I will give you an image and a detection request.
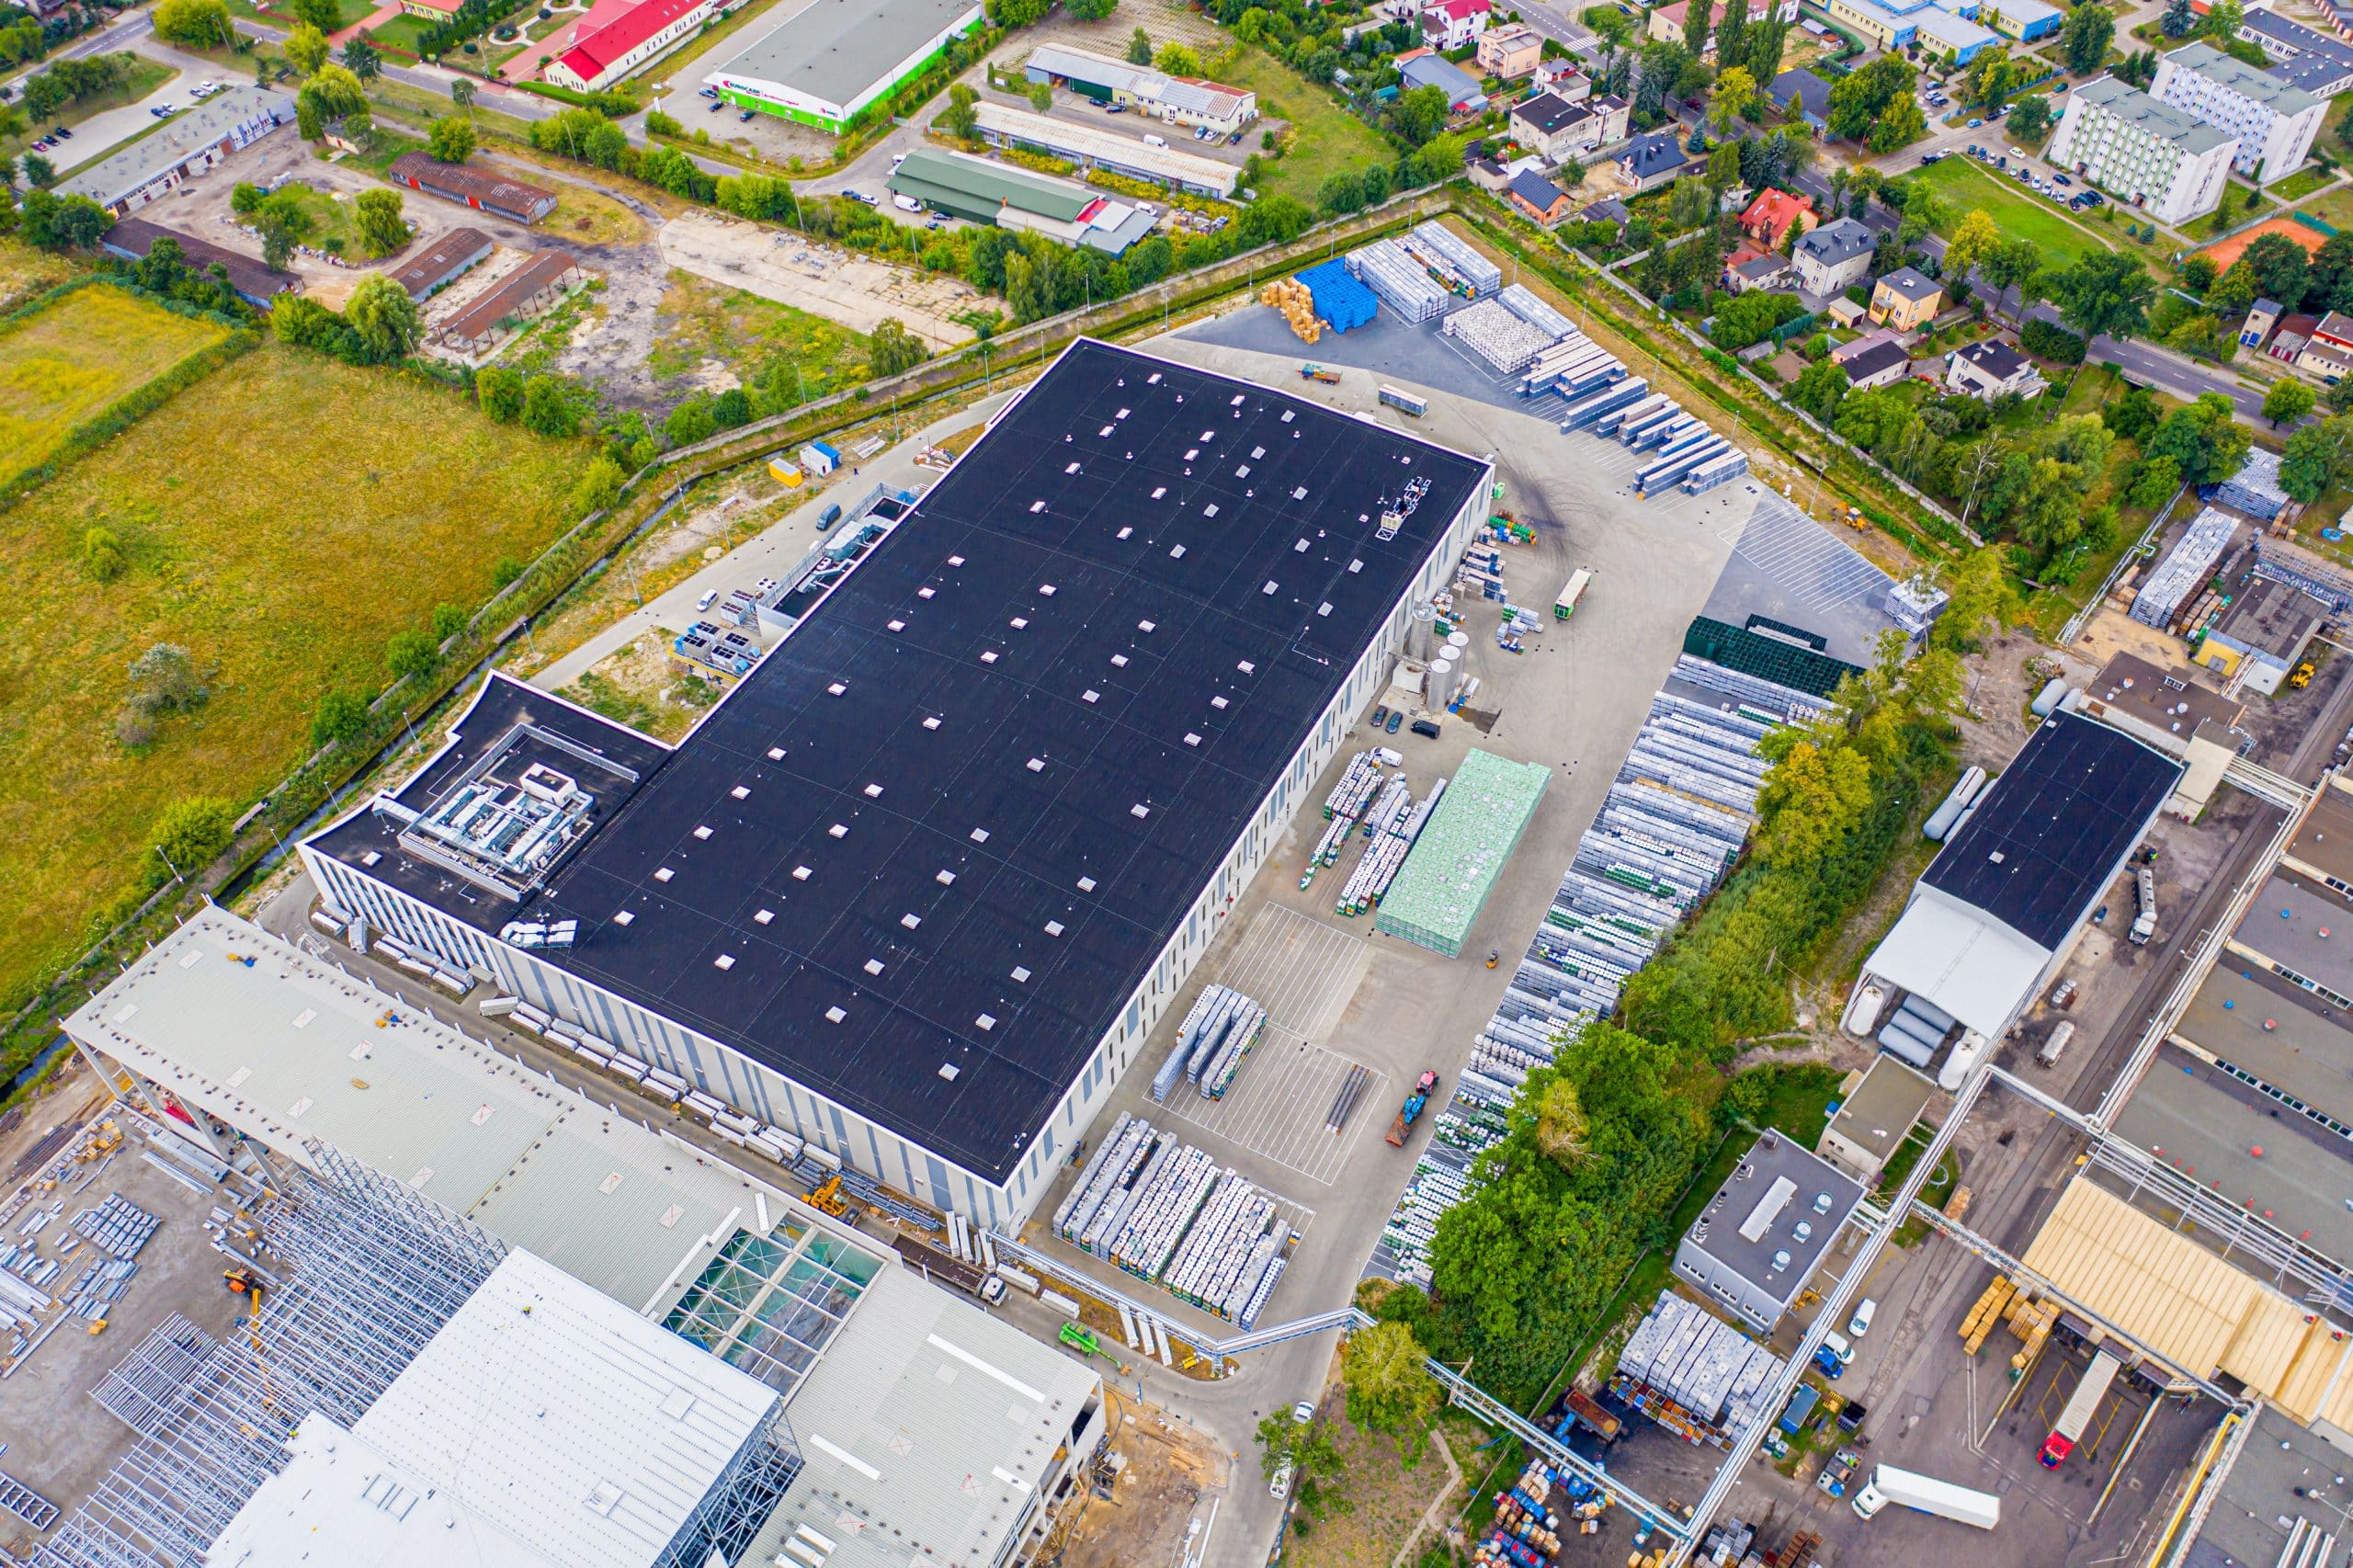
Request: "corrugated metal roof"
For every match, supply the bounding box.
[65,908,800,1311]
[746,1266,1099,1568]
[354,1251,779,1568]
[890,147,1094,222]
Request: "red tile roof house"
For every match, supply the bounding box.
[1738,187,1817,251]
[1419,0,1492,51]
[545,0,726,92]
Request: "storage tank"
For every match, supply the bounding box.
[1842,982,1887,1038]
[1427,657,1459,710]
[1409,603,1437,663]
[2029,677,2069,717]
[1447,630,1469,653]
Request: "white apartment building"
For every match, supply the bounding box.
[2046,76,2238,227]
[2150,41,2325,185]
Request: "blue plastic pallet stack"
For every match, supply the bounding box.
[1295,258,1378,333]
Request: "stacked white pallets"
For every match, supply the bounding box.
[1347,239,1447,322]
[2131,506,2239,628]
[1408,221,1503,294]
[1499,282,1574,338]
[1444,297,1557,374]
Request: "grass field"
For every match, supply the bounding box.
[2275,167,2336,203]
[1,58,175,164]
[1915,156,2131,271]
[1222,49,1396,205]
[0,343,583,1008]
[544,184,646,247]
[0,285,233,489]
[0,239,81,313]
[649,269,875,390]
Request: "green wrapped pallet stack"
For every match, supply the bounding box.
[1375,748,1550,957]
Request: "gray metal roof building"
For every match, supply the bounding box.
[58,85,291,217]
[1673,1132,1864,1333]
[705,0,983,132]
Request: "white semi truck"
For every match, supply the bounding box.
[1851,1464,2001,1530]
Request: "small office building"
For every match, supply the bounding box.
[887,148,1158,254]
[1673,1132,1865,1333]
[1816,1058,1936,1186]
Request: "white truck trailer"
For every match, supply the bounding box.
[1851,1464,2000,1529]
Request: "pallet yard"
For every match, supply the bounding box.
[1375,748,1551,958]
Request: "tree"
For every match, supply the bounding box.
[253,190,311,268]
[1341,1323,1441,1461]
[289,0,341,30]
[1682,0,1713,57]
[2061,2,2114,74]
[1256,1414,1347,1517]
[285,21,330,77]
[2239,229,2311,311]
[1238,191,1313,244]
[313,687,370,748]
[1154,41,1201,74]
[1929,548,2019,653]
[384,627,438,680]
[352,187,407,256]
[153,0,233,48]
[1319,169,1363,214]
[19,152,53,189]
[1711,65,1758,132]
[345,273,422,358]
[2049,248,2154,343]
[1825,55,1914,142]
[2281,415,2353,502]
[1003,252,1053,323]
[452,78,476,112]
[1126,25,1153,63]
[2127,452,2180,508]
[2161,0,2193,35]
[986,0,1048,23]
[83,526,127,582]
[345,37,381,81]
[1746,16,1788,83]
[1944,208,2000,288]
[1065,0,1116,18]
[938,81,978,140]
[1392,83,1449,143]
[427,114,476,162]
[2204,0,2243,40]
[870,316,928,376]
[150,797,237,877]
[127,644,207,721]
[1754,735,1876,867]
[1870,93,1927,153]
[19,190,108,250]
[2267,378,2317,428]
[1979,234,2042,320]
[2180,255,2218,294]
[2149,392,2253,485]
[2007,94,2052,141]
[522,375,579,437]
[1790,356,1848,420]
[1027,78,1053,112]
[1706,138,1742,192]
[1586,5,1632,48]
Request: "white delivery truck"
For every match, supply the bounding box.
[1851,1464,2000,1530]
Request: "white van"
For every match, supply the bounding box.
[892,193,922,212]
[696,588,717,612]
[1143,132,1167,147]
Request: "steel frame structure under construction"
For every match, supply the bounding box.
[33,1143,507,1568]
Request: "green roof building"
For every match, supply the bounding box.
[888,148,1161,254]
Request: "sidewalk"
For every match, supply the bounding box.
[524,390,1013,693]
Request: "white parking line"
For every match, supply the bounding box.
[1165,1028,1383,1187]
[1218,903,1370,1040]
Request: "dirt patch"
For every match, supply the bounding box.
[555,630,722,743]
[1051,1390,1230,1568]
[659,210,993,348]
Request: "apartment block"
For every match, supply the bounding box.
[2150,41,2324,184]
[2045,76,2237,227]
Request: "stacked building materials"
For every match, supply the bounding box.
[1188,986,1269,1099]
[72,1197,159,1261]
[2131,506,2239,628]
[1407,220,1503,296]
[1519,335,1623,399]
[1336,775,1444,916]
[1498,282,1574,339]
[1295,257,1378,333]
[1444,297,1558,373]
[1259,277,1321,343]
[1376,749,1551,957]
[1347,239,1448,322]
[1051,1112,1294,1321]
[1609,1290,1787,1444]
[1557,376,1649,428]
[1324,749,1388,821]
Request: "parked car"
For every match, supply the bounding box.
[1821,1330,1856,1365]
[1370,704,1391,727]
[1104,101,1126,112]
[709,99,725,112]
[845,188,877,205]
[1410,718,1441,738]
[2053,172,2072,185]
[1967,117,1983,128]
[1921,150,1944,164]
[697,589,717,611]
[892,193,922,211]
[699,85,719,97]
[1849,1298,1878,1338]
[1291,1401,1315,1424]
[1385,710,1404,733]
[739,108,755,120]
[51,123,69,137]
[1269,1460,1293,1500]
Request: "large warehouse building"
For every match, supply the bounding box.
[1855,712,2181,1079]
[704,0,981,132]
[300,338,1494,1228]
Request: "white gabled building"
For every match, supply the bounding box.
[2045,75,2238,226]
[2150,41,2325,185]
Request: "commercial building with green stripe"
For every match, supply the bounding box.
[704,0,981,133]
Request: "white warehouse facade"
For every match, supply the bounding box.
[303,338,1493,1231]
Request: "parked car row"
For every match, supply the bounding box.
[28,123,71,152]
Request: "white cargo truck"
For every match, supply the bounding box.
[2131,866,2157,946]
[1851,1464,2000,1529]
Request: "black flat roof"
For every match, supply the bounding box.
[1922,711,2181,951]
[315,339,1485,1181]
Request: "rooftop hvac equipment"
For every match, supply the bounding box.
[2131,506,2238,628]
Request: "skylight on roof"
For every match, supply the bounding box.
[1184,733,1200,746]
[918,586,936,599]
[1028,756,1046,772]
[713,954,735,971]
[1012,966,1030,983]
[971,827,989,843]
[975,1014,996,1030]
[1139,619,1155,632]
[829,823,848,838]
[982,650,999,664]
[1029,500,1047,514]
[615,910,635,926]
[1169,544,1185,559]
[1039,584,1056,596]
[694,825,712,839]
[938,1062,960,1079]
[1011,617,1029,630]
[826,1006,847,1024]
[1111,653,1129,667]
[826,682,847,697]
[731,785,750,799]
[888,619,905,632]
[948,554,965,566]
[1064,461,1081,474]
[767,746,785,760]
[1077,876,1097,892]
[1045,920,1064,937]
[936,869,956,885]
[923,715,941,730]
[1237,660,1256,675]
[901,913,922,930]
[1131,803,1150,819]
[1116,526,1132,540]
[865,959,885,975]
[654,867,675,881]
[755,908,775,923]
[1151,485,1166,500]
[1212,695,1230,710]
[792,866,812,881]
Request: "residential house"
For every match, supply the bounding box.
[1617,131,1690,192]
[1841,337,1912,390]
[1769,67,1832,132]
[1824,295,1869,327]
[2271,312,2320,362]
[1831,326,1905,364]
[1419,0,1491,50]
[1477,21,1542,77]
[1397,50,1489,114]
[2239,10,2353,97]
[1725,250,1792,292]
[397,0,461,17]
[1790,215,1875,296]
[2044,77,2237,226]
[2239,296,2283,357]
[1579,197,1631,234]
[388,153,558,223]
[1737,187,1816,250]
[2296,309,2353,381]
[1510,90,1626,158]
[2150,41,2325,184]
[1506,169,1574,224]
[1870,266,1943,330]
[545,0,726,92]
[1945,336,2047,398]
[1470,156,1513,191]
[1534,60,1589,97]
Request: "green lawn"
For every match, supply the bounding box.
[2296,185,2353,232]
[1915,155,2131,271]
[642,269,874,394]
[2274,166,2335,203]
[367,12,439,53]
[0,283,232,490]
[227,0,379,24]
[0,341,585,1012]
[1222,48,1397,204]
[267,180,361,254]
